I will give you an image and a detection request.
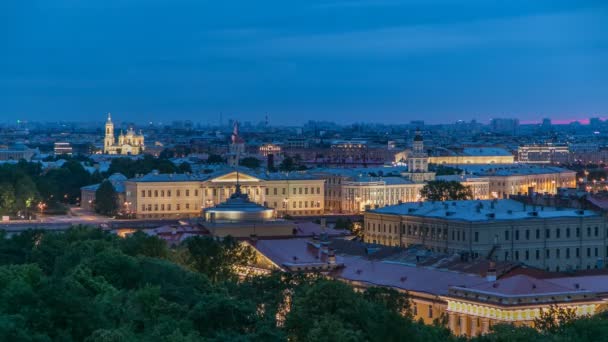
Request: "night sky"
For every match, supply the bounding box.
[1,0,607,125]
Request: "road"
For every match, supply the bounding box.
[0,208,182,232]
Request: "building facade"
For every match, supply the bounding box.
[517,144,570,164]
[403,129,436,182]
[455,165,577,199]
[122,169,324,218]
[103,113,145,155]
[364,199,606,272]
[247,237,608,338]
[313,168,425,214]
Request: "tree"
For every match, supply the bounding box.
[0,183,16,216]
[533,305,577,334]
[95,180,118,216]
[420,180,473,201]
[430,165,463,176]
[14,175,39,217]
[182,236,255,282]
[239,157,261,169]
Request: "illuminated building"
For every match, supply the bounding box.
[246,237,608,337]
[103,113,145,155]
[53,142,73,156]
[403,129,435,182]
[121,168,324,218]
[364,199,605,272]
[202,179,295,238]
[455,164,576,198]
[312,167,424,214]
[259,143,282,157]
[428,147,515,165]
[517,144,569,164]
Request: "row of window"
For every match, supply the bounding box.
[142,187,322,198]
[501,226,600,242]
[265,187,321,196]
[141,203,192,212]
[365,222,603,244]
[504,246,606,261]
[412,303,434,319]
[141,189,195,198]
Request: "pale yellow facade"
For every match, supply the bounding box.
[429,155,514,164]
[364,206,607,272]
[124,171,324,218]
[488,171,576,198]
[317,172,425,214]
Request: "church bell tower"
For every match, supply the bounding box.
[104,113,114,153]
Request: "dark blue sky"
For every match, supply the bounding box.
[1,0,607,125]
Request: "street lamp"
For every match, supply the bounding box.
[37,202,47,220]
[124,201,132,218]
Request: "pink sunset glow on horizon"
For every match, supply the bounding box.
[520,117,607,125]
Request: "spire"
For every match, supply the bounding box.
[107,113,112,122]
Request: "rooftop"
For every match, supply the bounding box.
[455,164,575,177]
[462,147,512,156]
[369,199,599,221]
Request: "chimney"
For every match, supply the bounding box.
[486,261,497,282]
[327,249,336,265]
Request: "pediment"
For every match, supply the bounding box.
[210,171,261,183]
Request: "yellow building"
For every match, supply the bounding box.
[123,169,324,218]
[313,168,424,214]
[429,147,514,165]
[364,199,606,272]
[454,165,576,198]
[103,113,145,155]
[246,237,608,338]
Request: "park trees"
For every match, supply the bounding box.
[420,180,473,201]
[94,180,118,216]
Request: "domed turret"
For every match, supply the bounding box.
[203,172,274,222]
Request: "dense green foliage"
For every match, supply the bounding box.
[0,160,102,216]
[420,180,474,201]
[1,227,608,341]
[107,155,185,178]
[0,228,449,341]
[429,164,463,176]
[473,311,608,342]
[94,180,119,216]
[278,156,307,172]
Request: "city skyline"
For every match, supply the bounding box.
[1,0,606,124]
